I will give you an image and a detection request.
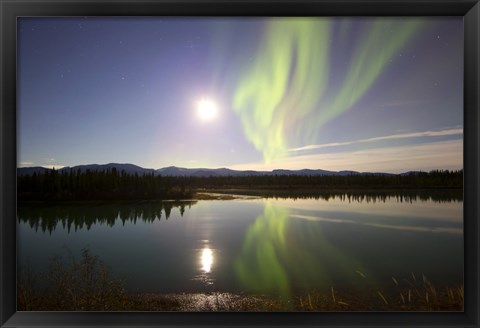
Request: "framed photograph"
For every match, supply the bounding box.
[1,0,479,327]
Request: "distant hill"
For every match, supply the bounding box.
[16,166,50,176]
[156,166,266,177]
[17,163,411,177]
[59,163,155,175]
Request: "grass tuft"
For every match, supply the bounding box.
[392,277,399,286]
[377,291,388,305]
[331,287,336,303]
[355,270,366,278]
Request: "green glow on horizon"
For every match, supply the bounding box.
[233,18,423,163]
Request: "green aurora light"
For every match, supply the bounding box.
[232,18,424,163]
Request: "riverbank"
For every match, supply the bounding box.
[17,245,463,311]
[127,284,464,311]
[18,248,463,312]
[196,187,463,200]
[18,288,464,311]
[18,187,463,204]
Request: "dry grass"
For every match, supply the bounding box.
[18,248,130,311]
[18,252,463,311]
[294,274,463,312]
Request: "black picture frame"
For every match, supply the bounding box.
[1,0,479,327]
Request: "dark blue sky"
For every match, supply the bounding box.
[18,17,463,173]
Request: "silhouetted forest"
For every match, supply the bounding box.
[17,168,463,202]
[18,168,193,201]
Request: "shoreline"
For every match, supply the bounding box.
[18,187,463,205]
[18,287,464,311]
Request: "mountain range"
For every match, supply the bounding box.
[17,163,400,177]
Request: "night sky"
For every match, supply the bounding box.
[18,17,463,173]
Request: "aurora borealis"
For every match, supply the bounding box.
[233,19,331,162]
[18,17,463,173]
[233,18,430,163]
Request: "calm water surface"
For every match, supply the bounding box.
[18,194,463,297]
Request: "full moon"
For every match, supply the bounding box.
[197,98,217,121]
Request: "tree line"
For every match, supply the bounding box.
[17,168,193,201]
[17,168,463,202]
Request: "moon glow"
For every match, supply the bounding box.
[197,98,218,121]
